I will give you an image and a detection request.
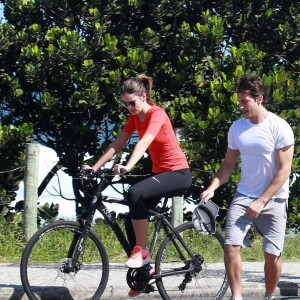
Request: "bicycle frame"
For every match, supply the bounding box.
[21,170,229,300]
[69,173,198,275]
[148,206,202,280]
[65,174,133,268]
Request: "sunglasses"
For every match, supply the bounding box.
[121,98,138,108]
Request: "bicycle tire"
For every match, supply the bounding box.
[155,221,228,300]
[20,221,109,300]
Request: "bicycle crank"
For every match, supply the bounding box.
[126,266,154,292]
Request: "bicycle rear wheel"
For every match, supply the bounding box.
[20,221,109,300]
[155,221,228,300]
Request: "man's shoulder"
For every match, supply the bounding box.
[268,112,292,127]
[267,112,294,142]
[232,117,246,126]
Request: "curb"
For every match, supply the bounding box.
[1,282,299,300]
[1,262,299,299]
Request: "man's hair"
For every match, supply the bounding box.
[236,75,268,106]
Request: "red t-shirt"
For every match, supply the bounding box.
[123,105,189,173]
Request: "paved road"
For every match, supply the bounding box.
[1,262,299,299]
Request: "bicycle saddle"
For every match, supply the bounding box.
[192,199,219,234]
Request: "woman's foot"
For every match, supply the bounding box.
[125,246,151,268]
[128,289,143,297]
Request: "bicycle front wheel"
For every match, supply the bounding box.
[20,221,109,300]
[155,221,228,300]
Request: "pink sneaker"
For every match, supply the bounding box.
[128,289,143,297]
[125,246,151,268]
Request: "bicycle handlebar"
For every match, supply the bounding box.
[79,168,113,178]
[80,166,130,179]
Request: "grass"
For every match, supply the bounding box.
[0,218,299,264]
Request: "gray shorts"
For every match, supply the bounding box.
[225,192,288,256]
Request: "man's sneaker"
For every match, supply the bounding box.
[264,296,276,300]
[229,297,243,300]
[125,246,151,268]
[128,268,156,297]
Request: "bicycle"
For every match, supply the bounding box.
[20,168,229,300]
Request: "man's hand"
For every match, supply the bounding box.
[200,189,215,203]
[245,199,265,219]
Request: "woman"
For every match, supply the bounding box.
[85,74,192,297]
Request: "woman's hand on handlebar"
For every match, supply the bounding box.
[112,164,130,175]
[81,165,96,176]
[81,163,129,176]
[82,164,94,170]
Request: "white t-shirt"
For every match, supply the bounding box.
[228,112,294,198]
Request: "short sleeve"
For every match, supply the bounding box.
[228,124,238,150]
[123,115,136,135]
[276,119,294,149]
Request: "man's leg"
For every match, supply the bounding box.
[264,252,281,297]
[224,244,243,299]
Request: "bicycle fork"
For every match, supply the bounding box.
[60,220,91,275]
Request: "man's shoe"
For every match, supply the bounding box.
[264,296,276,300]
[125,246,151,268]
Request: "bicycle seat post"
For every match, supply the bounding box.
[161,197,169,212]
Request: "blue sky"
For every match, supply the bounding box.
[0,4,4,23]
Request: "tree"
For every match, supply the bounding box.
[0,123,33,218]
[0,0,299,228]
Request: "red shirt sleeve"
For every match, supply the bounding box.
[122,105,189,173]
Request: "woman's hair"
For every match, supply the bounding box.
[236,75,268,107]
[120,74,155,104]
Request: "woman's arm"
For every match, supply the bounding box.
[113,133,154,174]
[92,131,130,171]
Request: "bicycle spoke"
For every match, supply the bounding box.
[155,221,228,300]
[21,221,109,300]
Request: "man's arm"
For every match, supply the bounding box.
[245,144,294,219]
[201,147,240,202]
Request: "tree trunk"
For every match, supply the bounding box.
[23,143,40,241]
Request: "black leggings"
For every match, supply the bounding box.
[125,168,192,247]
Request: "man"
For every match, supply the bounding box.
[200,75,294,300]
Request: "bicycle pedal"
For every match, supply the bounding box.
[144,284,155,294]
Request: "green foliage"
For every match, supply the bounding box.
[0,123,33,218]
[1,217,300,263]
[0,0,299,229]
[0,214,25,262]
[37,202,59,224]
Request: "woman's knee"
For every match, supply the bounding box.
[127,187,147,219]
[127,186,142,206]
